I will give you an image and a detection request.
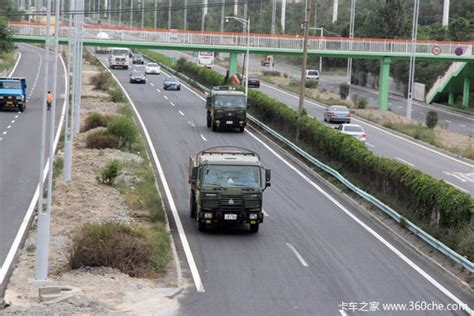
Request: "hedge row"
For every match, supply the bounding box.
[142,50,474,259]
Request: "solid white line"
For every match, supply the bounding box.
[99,58,205,293]
[150,82,154,86]
[156,88,161,93]
[396,157,415,167]
[245,129,472,313]
[443,172,468,183]
[365,142,375,148]
[7,51,22,77]
[164,95,168,100]
[200,134,207,142]
[445,181,469,193]
[286,243,309,267]
[178,110,184,116]
[0,54,68,287]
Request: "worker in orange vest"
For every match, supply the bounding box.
[46,91,53,110]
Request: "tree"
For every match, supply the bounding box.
[448,17,471,41]
[0,17,13,51]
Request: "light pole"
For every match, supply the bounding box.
[154,0,157,29]
[130,0,133,28]
[406,0,420,120]
[346,0,356,99]
[119,0,122,26]
[225,15,250,98]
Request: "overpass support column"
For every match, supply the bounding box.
[463,76,470,108]
[448,89,454,105]
[379,57,391,111]
[229,52,238,79]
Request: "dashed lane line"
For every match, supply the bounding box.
[200,134,207,141]
[396,157,415,167]
[178,110,184,116]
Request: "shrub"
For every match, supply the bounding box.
[107,116,138,149]
[53,157,64,179]
[339,82,349,99]
[283,73,289,78]
[86,131,120,149]
[262,70,281,77]
[97,159,122,185]
[90,72,110,91]
[289,80,299,88]
[305,80,318,89]
[83,112,110,132]
[426,110,438,129]
[69,222,166,277]
[357,96,368,109]
[110,88,126,103]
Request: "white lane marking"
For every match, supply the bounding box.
[0,138,2,141]
[2,131,7,135]
[445,120,451,123]
[460,124,466,128]
[365,142,375,148]
[200,134,207,142]
[0,53,68,288]
[286,243,309,267]
[7,51,22,77]
[397,105,403,108]
[445,181,469,193]
[156,88,161,93]
[100,58,204,293]
[170,101,175,106]
[263,208,270,217]
[443,171,468,183]
[339,310,348,316]
[164,95,169,100]
[14,115,19,118]
[150,82,154,86]
[420,111,425,115]
[7,126,11,129]
[245,129,472,313]
[188,121,195,127]
[11,120,15,123]
[178,110,184,116]
[396,157,415,167]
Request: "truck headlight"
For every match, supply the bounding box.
[0,96,4,99]
[249,213,258,220]
[204,213,213,219]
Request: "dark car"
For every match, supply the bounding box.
[129,70,146,84]
[163,76,181,90]
[243,76,260,88]
[132,54,144,65]
[323,105,351,123]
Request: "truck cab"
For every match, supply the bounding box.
[261,55,274,67]
[189,146,271,233]
[108,47,130,69]
[206,86,247,132]
[0,77,27,112]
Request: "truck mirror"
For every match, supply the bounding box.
[190,167,198,185]
[265,169,271,187]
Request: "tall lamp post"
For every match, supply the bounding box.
[225,15,250,98]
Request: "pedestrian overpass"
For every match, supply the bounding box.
[8,21,474,109]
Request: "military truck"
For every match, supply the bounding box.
[206,86,247,132]
[0,77,27,112]
[189,146,271,233]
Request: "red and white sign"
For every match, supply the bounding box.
[432,45,442,55]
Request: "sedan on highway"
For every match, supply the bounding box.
[335,123,367,143]
[324,105,351,123]
[243,76,260,88]
[132,54,145,64]
[145,63,161,75]
[163,76,181,90]
[129,70,147,84]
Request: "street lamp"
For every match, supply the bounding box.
[225,15,250,98]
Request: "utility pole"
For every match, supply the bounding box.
[346,0,356,99]
[281,0,286,34]
[406,0,420,120]
[442,0,449,26]
[271,0,276,34]
[296,0,312,141]
[130,0,133,27]
[332,0,338,23]
[141,0,144,29]
[233,0,237,15]
[119,0,122,26]
[184,0,187,30]
[201,0,207,31]
[154,0,157,29]
[64,0,74,181]
[220,0,225,32]
[168,0,171,29]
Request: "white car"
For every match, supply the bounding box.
[305,69,319,81]
[335,124,367,143]
[145,63,161,75]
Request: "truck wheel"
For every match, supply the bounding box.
[18,104,24,112]
[206,112,211,128]
[238,127,244,133]
[197,219,206,232]
[190,192,197,218]
[212,122,217,132]
[249,223,259,233]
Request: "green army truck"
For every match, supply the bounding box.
[206,86,247,132]
[189,146,271,233]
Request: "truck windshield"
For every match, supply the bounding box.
[0,81,21,89]
[112,49,129,55]
[202,165,260,188]
[214,95,246,109]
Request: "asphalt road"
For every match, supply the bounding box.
[157,50,474,196]
[0,44,66,286]
[99,55,474,316]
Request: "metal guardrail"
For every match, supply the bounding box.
[143,51,474,273]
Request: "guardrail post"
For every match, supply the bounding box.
[379,57,391,111]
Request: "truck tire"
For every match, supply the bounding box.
[249,223,259,233]
[206,112,211,128]
[18,104,24,112]
[197,219,206,232]
[190,191,197,218]
[238,127,244,133]
[212,122,217,132]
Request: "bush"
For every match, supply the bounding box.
[83,112,110,132]
[90,72,110,91]
[283,73,289,78]
[357,96,368,109]
[262,70,281,77]
[69,222,166,277]
[97,159,122,185]
[339,82,350,100]
[426,110,438,129]
[110,88,126,103]
[305,80,318,89]
[107,116,138,149]
[86,131,120,149]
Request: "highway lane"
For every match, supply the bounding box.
[100,56,474,315]
[160,50,474,195]
[0,44,66,284]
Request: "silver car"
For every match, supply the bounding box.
[324,105,351,123]
[335,124,367,143]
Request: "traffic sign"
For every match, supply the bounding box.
[431,45,441,55]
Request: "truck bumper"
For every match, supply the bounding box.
[198,211,263,225]
[0,100,24,110]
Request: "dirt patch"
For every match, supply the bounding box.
[3,60,180,315]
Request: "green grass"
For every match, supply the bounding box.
[383,122,438,145]
[0,50,15,75]
[53,157,64,179]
